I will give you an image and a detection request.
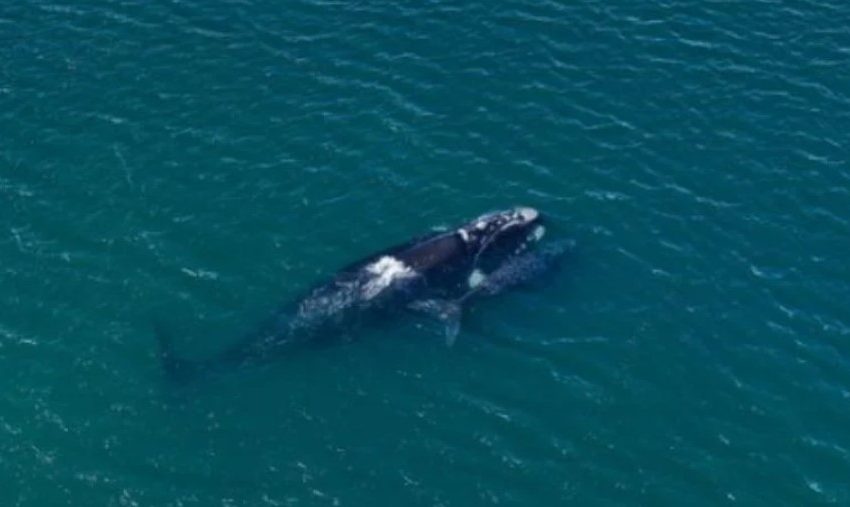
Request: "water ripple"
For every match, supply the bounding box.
[2,0,850,504]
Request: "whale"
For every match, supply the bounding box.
[156,206,564,382]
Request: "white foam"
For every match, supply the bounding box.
[362,256,417,299]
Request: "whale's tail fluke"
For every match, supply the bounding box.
[155,322,203,384]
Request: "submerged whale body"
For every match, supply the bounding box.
[157,207,568,382]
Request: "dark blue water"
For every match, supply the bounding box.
[2,1,849,505]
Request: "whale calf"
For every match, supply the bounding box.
[157,207,566,381]
[408,239,573,345]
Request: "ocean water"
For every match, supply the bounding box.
[2,1,849,505]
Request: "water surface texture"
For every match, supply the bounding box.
[2,1,849,505]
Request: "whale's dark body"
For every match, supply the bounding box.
[157,207,565,382]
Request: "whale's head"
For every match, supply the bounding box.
[457,206,545,269]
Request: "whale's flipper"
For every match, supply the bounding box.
[409,299,462,347]
[154,323,202,384]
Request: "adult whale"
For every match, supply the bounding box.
[157,206,559,381]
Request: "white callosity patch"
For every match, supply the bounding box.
[457,229,469,243]
[468,269,486,289]
[517,207,539,222]
[532,225,546,241]
[510,225,548,257]
[361,256,417,300]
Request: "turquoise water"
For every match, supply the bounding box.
[2,1,849,505]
